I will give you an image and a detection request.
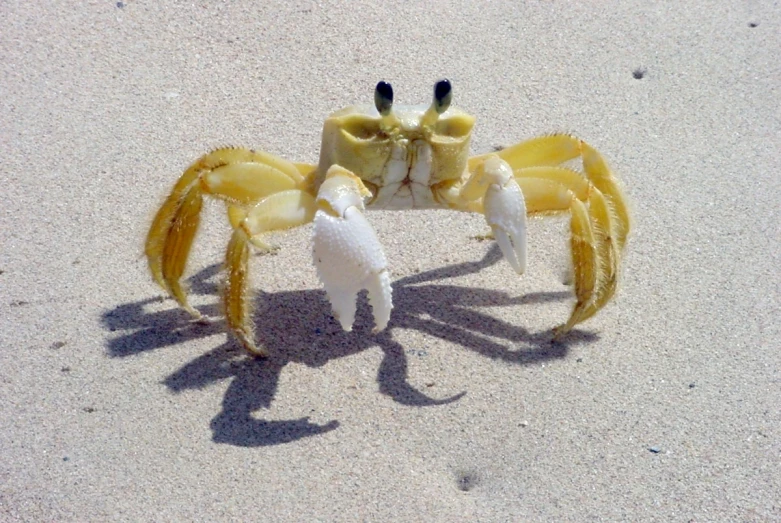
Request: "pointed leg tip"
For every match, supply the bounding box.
[552,324,571,341]
[181,302,204,321]
[236,331,268,357]
[151,273,167,291]
[247,346,270,358]
[231,328,269,358]
[194,314,211,325]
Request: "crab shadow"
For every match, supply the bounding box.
[103,244,597,447]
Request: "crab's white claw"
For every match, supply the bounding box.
[482,156,527,274]
[313,167,392,333]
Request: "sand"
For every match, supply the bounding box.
[2,2,779,521]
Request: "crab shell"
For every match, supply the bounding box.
[315,103,475,210]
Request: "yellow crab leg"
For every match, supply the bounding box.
[225,161,318,238]
[225,230,253,349]
[468,134,583,171]
[145,147,307,318]
[580,141,630,250]
[224,190,317,356]
[514,166,591,213]
[469,135,630,336]
[485,135,630,246]
[574,189,618,323]
[556,197,600,335]
[158,188,203,317]
[550,188,623,334]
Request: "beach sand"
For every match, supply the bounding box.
[2,2,779,521]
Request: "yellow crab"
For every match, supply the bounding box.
[146,80,630,356]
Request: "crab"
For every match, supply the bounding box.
[146,80,630,357]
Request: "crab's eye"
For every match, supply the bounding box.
[374,81,393,116]
[433,79,452,114]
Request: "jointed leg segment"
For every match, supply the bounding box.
[145,150,393,356]
[470,134,630,336]
[225,189,317,355]
[144,147,315,350]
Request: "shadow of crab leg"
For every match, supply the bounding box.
[313,165,392,333]
[145,148,310,318]
[376,335,466,406]
[225,190,317,356]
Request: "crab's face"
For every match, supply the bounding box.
[317,80,476,209]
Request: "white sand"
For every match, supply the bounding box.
[2,2,779,521]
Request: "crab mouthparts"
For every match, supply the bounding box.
[371,140,437,210]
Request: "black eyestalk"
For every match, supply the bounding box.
[374,81,394,116]
[433,79,452,114]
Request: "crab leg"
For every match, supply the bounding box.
[145,147,309,318]
[461,155,528,274]
[224,190,317,356]
[471,135,629,336]
[312,165,392,333]
[472,135,630,249]
[555,188,619,333]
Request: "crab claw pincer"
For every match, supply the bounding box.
[481,156,527,274]
[313,166,392,333]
